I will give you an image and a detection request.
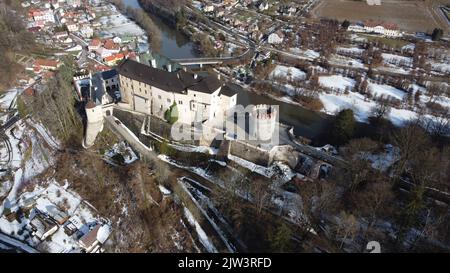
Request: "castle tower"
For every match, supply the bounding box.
[250,104,277,142]
[83,101,104,148]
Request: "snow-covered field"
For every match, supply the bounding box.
[289,48,320,60]
[429,61,450,74]
[368,82,406,101]
[319,75,356,91]
[382,53,413,67]
[319,89,417,126]
[270,65,306,82]
[330,54,365,69]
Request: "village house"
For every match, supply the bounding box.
[268,31,284,44]
[104,53,125,66]
[363,20,401,37]
[88,38,102,51]
[66,21,79,32]
[34,58,61,71]
[54,31,69,40]
[29,212,58,241]
[348,20,402,37]
[80,24,94,38]
[29,8,55,24]
[78,224,111,253]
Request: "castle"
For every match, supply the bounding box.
[82,57,239,147]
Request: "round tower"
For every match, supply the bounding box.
[83,101,104,148]
[251,104,277,141]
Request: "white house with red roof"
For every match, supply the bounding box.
[363,20,402,37]
[29,8,55,24]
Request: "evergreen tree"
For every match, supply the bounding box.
[164,102,179,124]
[331,109,356,145]
[431,28,443,41]
[341,20,350,29]
[270,223,293,253]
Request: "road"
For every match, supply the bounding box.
[0,115,20,167]
[0,231,39,253]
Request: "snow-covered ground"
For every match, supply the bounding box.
[368,82,406,101]
[183,207,218,253]
[227,154,295,182]
[360,144,400,172]
[0,89,18,109]
[104,141,138,164]
[336,46,364,56]
[319,89,417,125]
[289,48,320,60]
[330,54,365,69]
[0,180,109,253]
[99,13,146,37]
[429,61,450,74]
[0,116,111,253]
[0,119,57,204]
[319,75,356,92]
[382,53,413,68]
[270,65,306,82]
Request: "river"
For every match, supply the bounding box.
[123,0,199,59]
[122,0,331,140]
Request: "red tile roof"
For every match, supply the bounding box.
[103,39,119,50]
[89,38,101,47]
[35,59,59,68]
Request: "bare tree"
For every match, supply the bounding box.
[370,97,392,121]
[333,211,359,250]
[390,122,430,177]
[426,83,444,103]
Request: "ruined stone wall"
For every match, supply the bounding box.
[229,141,270,167]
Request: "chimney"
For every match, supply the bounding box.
[183,66,187,72]
[151,58,156,68]
[194,74,198,79]
[217,74,221,80]
[167,64,172,72]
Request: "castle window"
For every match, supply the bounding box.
[167,99,171,103]
[179,100,183,105]
[158,95,161,99]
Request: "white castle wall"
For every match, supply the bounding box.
[251,105,277,141]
